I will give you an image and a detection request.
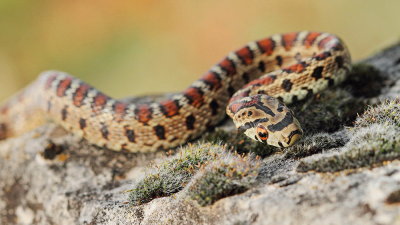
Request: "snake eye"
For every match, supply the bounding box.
[256,125,269,142]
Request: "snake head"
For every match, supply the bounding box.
[227,94,303,148]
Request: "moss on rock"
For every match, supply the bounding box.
[297,124,400,172]
[284,132,347,159]
[129,143,261,206]
[186,153,260,206]
[129,143,222,205]
[355,99,400,128]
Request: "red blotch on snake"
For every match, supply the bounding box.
[56,78,72,97]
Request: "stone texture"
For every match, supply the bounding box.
[1,43,400,225]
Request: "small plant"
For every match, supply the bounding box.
[186,153,260,206]
[355,99,400,128]
[298,123,400,172]
[129,143,261,206]
[129,143,222,205]
[284,132,347,159]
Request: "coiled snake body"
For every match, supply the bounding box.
[0,31,351,152]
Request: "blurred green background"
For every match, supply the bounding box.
[0,0,399,101]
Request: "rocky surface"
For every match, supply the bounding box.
[1,43,400,225]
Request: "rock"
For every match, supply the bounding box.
[1,43,400,225]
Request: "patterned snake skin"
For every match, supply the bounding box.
[0,31,351,152]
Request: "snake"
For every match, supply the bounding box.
[0,31,351,152]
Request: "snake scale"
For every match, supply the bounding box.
[0,31,351,152]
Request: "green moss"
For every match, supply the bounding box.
[355,99,400,128]
[129,143,222,205]
[297,124,400,172]
[284,132,347,159]
[129,142,261,206]
[202,129,277,157]
[187,154,260,206]
[297,99,400,172]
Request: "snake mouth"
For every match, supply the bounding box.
[286,129,303,146]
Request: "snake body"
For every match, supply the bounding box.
[0,31,351,152]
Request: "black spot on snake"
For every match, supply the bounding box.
[335,56,344,68]
[276,55,283,66]
[267,112,294,132]
[125,127,135,143]
[154,125,166,140]
[61,106,68,121]
[254,135,260,141]
[277,96,284,102]
[209,100,219,116]
[311,66,324,80]
[79,118,86,129]
[299,87,313,100]
[227,85,235,96]
[278,142,284,148]
[100,123,109,140]
[258,61,266,72]
[242,72,250,83]
[247,111,253,116]
[281,79,293,92]
[257,90,266,94]
[185,115,196,130]
[325,77,335,87]
[292,95,298,102]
